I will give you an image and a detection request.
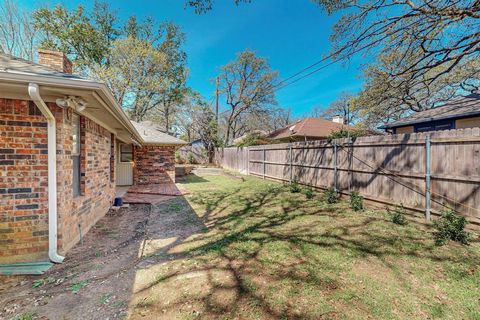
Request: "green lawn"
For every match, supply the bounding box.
[130,174,480,319]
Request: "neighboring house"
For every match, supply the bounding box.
[232,130,268,146]
[267,117,357,142]
[380,93,480,134]
[0,50,186,268]
[177,139,208,164]
[189,139,205,147]
[130,121,187,185]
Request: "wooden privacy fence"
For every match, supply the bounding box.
[215,147,249,174]
[215,128,480,227]
[177,145,208,164]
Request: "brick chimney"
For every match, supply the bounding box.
[38,49,73,74]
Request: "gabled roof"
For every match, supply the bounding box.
[381,93,480,129]
[0,53,141,143]
[267,117,357,140]
[131,121,187,146]
[0,53,88,81]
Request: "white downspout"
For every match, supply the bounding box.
[28,83,64,263]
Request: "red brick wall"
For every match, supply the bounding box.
[133,146,175,185]
[56,109,115,253]
[0,98,116,263]
[0,99,49,263]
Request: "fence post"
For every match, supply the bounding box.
[348,138,353,193]
[263,147,266,179]
[247,147,250,176]
[425,135,431,222]
[333,141,337,191]
[289,144,293,183]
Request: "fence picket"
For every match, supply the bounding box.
[214,129,480,227]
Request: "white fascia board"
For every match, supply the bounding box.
[91,91,143,143]
[0,72,144,143]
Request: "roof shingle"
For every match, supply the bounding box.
[0,53,88,81]
[382,93,480,129]
[267,117,357,140]
[131,121,187,146]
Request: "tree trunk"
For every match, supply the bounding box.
[208,144,215,164]
[224,122,232,146]
[165,105,170,133]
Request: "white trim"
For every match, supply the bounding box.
[0,72,143,143]
[28,83,64,264]
[119,143,133,163]
[91,91,140,142]
[81,110,117,135]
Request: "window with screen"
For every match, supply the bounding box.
[120,144,133,162]
[72,113,81,197]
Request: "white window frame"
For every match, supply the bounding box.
[119,143,133,163]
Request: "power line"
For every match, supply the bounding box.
[215,41,376,117]
[216,57,342,116]
[274,59,341,91]
[270,54,331,89]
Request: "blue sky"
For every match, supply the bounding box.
[21,0,365,117]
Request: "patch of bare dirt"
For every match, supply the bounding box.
[0,204,151,320]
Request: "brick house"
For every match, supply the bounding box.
[267,117,359,143]
[0,51,186,268]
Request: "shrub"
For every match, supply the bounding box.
[433,209,471,246]
[186,152,197,164]
[236,132,272,147]
[175,152,184,164]
[14,312,37,320]
[327,128,365,142]
[389,204,408,225]
[324,187,339,204]
[289,180,301,193]
[350,191,363,211]
[305,187,314,199]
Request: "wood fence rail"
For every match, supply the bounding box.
[215,128,480,227]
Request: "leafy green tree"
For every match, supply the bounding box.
[218,49,278,145]
[189,0,480,126]
[34,3,188,131]
[153,23,189,132]
[32,1,118,68]
[192,98,219,163]
[92,23,187,129]
[313,1,480,125]
[91,36,168,119]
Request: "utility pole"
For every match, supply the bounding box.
[215,76,219,125]
[347,101,352,193]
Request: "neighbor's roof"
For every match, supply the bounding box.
[267,117,357,140]
[131,121,187,146]
[232,130,268,145]
[381,93,480,129]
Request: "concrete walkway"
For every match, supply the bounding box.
[122,183,186,205]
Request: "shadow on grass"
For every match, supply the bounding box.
[128,174,480,319]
